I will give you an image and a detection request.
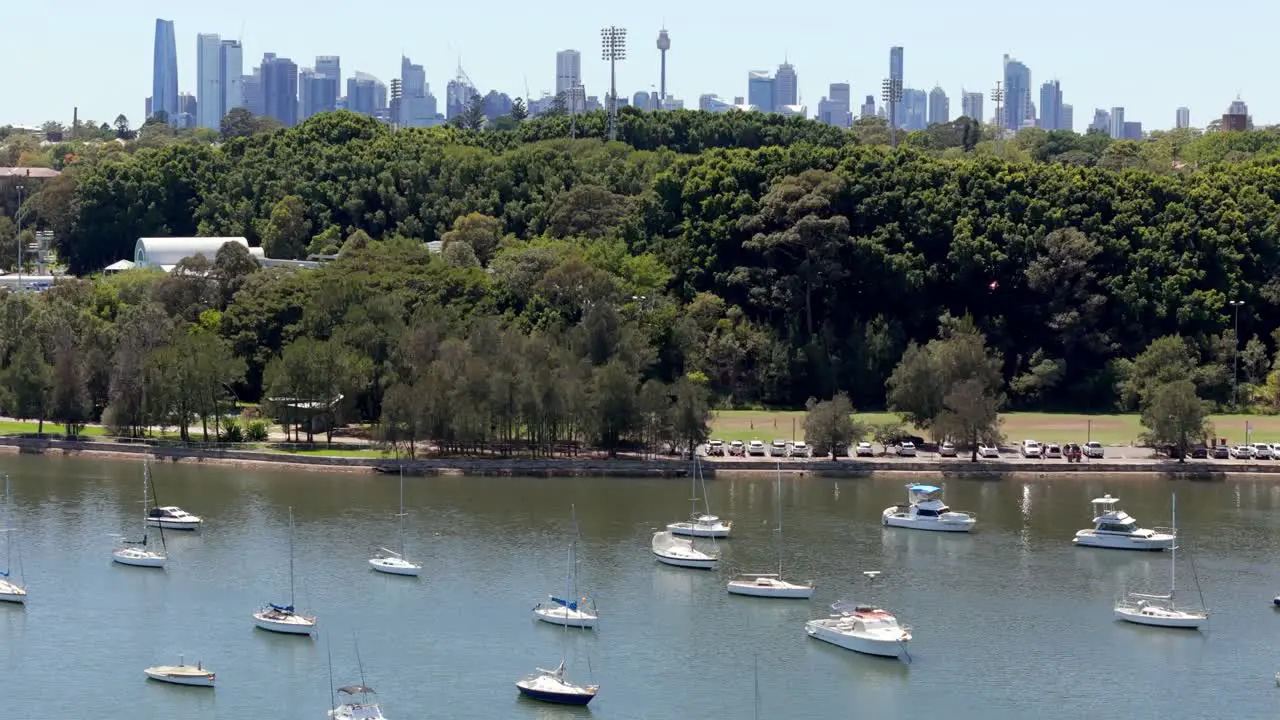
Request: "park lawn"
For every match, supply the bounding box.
[710,410,1280,446]
[268,446,389,458]
[0,420,107,437]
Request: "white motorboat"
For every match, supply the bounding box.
[1114,493,1208,630]
[254,507,317,635]
[881,483,976,532]
[144,657,215,687]
[728,466,814,599]
[146,506,203,531]
[369,468,422,577]
[329,685,387,719]
[534,521,598,628]
[1074,494,1174,550]
[805,601,912,657]
[0,475,27,604]
[113,460,167,569]
[516,660,598,706]
[667,514,732,538]
[652,530,718,569]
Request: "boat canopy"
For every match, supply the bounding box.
[908,484,941,495]
[337,685,376,695]
[1091,495,1120,505]
[268,603,294,612]
[551,596,579,611]
[831,600,876,614]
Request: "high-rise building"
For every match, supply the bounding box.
[1002,54,1031,132]
[481,91,513,121]
[398,56,439,127]
[242,68,263,117]
[1038,80,1062,131]
[221,40,244,118]
[902,88,927,131]
[1109,106,1125,139]
[860,95,876,118]
[961,91,983,122]
[1089,108,1110,134]
[151,19,179,123]
[633,91,652,110]
[446,71,477,120]
[196,34,223,129]
[262,54,299,127]
[555,50,581,97]
[747,71,774,113]
[927,86,949,126]
[774,61,798,108]
[1060,104,1073,132]
[888,46,903,129]
[656,28,670,106]
[316,56,341,86]
[347,72,387,117]
[1222,97,1249,132]
[1175,106,1190,129]
[1123,121,1143,140]
[173,92,197,129]
[817,83,851,127]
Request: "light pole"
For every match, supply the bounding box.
[1229,299,1244,410]
[601,26,627,142]
[880,77,903,148]
[14,183,24,293]
[989,82,1004,154]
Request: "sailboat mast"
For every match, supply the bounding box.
[288,506,296,607]
[397,467,406,557]
[3,475,10,576]
[1170,493,1177,600]
[775,464,783,578]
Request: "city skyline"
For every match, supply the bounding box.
[6,2,1277,130]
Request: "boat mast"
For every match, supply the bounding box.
[775,464,783,578]
[147,458,166,552]
[288,506,296,608]
[3,475,10,578]
[397,466,406,557]
[753,653,761,720]
[1170,493,1177,602]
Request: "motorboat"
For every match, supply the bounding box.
[667,514,732,538]
[146,506,203,531]
[1074,494,1174,550]
[144,657,215,687]
[1114,493,1208,630]
[254,507,317,635]
[329,685,387,720]
[881,484,976,532]
[515,661,598,706]
[0,476,27,603]
[652,530,718,569]
[727,467,814,599]
[805,601,912,657]
[114,461,167,569]
[369,469,422,577]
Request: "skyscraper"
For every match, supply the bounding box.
[1109,106,1125,139]
[399,56,439,127]
[817,83,850,127]
[1038,80,1062,131]
[262,54,299,127]
[221,40,244,117]
[656,28,670,106]
[151,19,179,123]
[242,67,264,117]
[747,71,774,113]
[1176,106,1191,129]
[927,86,949,126]
[902,88,927,131]
[774,61,798,108]
[889,46,903,129]
[860,95,876,118]
[347,72,387,117]
[1002,54,1031,131]
[196,34,223,129]
[555,50,581,97]
[961,91,983,122]
[1060,104,1073,132]
[1089,109,1110,134]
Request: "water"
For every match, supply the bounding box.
[3,456,1279,719]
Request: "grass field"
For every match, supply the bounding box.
[0,420,106,436]
[710,410,1280,446]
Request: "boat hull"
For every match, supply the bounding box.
[666,522,731,539]
[653,551,717,570]
[805,622,908,657]
[882,511,975,532]
[0,579,26,604]
[112,550,166,568]
[727,579,814,599]
[369,557,422,576]
[1113,606,1206,629]
[533,607,598,628]
[146,518,201,531]
[516,684,596,706]
[253,612,317,635]
[144,667,215,687]
[1074,530,1174,551]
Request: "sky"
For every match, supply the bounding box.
[3,0,1276,131]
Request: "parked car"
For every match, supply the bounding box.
[1064,443,1083,462]
[1188,446,1209,459]
[1021,440,1043,458]
[790,441,810,458]
[1083,441,1105,459]
[729,440,746,457]
[896,442,918,457]
[977,444,1000,458]
[855,441,874,457]
[1252,443,1274,460]
[1044,443,1063,459]
[1210,445,1230,459]
[706,440,725,456]
[768,439,789,457]
[938,442,957,457]
[1230,445,1255,459]
[747,440,767,457]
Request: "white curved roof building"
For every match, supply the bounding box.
[133,237,266,271]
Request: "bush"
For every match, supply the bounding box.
[221,419,244,443]
[245,419,270,442]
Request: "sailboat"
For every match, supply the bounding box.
[533,506,598,628]
[112,458,167,568]
[369,468,422,577]
[727,466,814,598]
[1113,493,1208,630]
[0,475,26,603]
[328,637,387,719]
[253,506,317,635]
[144,655,216,687]
[667,459,731,538]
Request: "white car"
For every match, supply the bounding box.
[1021,440,1043,458]
[1083,441,1104,459]
[855,441,874,457]
[791,441,809,458]
[938,442,957,457]
[729,440,745,456]
[896,442,917,457]
[768,440,789,457]
[1251,443,1273,459]
[706,440,725,456]
[1044,443,1063,459]
[1230,445,1254,459]
[978,444,1000,458]
[747,440,767,457]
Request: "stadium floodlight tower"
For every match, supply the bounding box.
[601,26,627,141]
[990,81,1005,152]
[880,76,903,148]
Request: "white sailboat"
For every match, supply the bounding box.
[144,655,216,687]
[254,506,317,635]
[112,459,167,569]
[327,637,387,719]
[667,460,731,538]
[0,475,26,604]
[369,468,422,577]
[727,466,814,599]
[652,529,719,569]
[534,506,598,628]
[1113,493,1208,630]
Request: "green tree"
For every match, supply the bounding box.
[803,393,865,460]
[1139,379,1209,462]
[671,375,712,459]
[441,213,503,265]
[1,340,52,433]
[510,98,528,122]
[261,195,311,260]
[886,317,1004,442]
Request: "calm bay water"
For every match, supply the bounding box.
[4,456,1280,719]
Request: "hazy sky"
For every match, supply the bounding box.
[4,0,1274,131]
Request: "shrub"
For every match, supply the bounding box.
[245,419,270,442]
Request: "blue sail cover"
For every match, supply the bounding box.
[908,484,941,494]
[269,603,295,612]
[551,596,578,611]
[0,570,7,577]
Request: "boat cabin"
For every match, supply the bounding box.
[335,686,384,720]
[148,506,190,519]
[905,484,951,514]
